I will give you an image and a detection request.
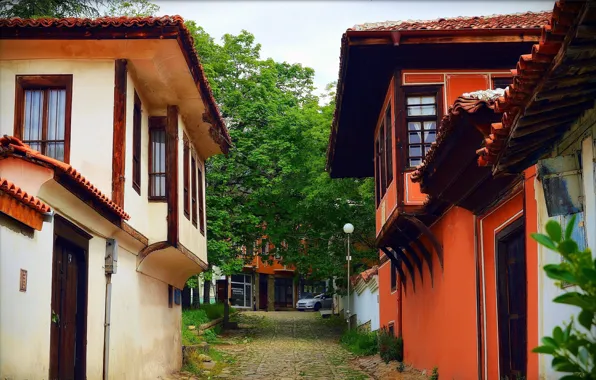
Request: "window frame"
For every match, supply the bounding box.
[14,75,73,163]
[198,164,205,235]
[374,102,394,205]
[492,76,513,90]
[132,90,142,195]
[402,85,443,169]
[148,116,167,201]
[191,155,198,227]
[183,133,190,220]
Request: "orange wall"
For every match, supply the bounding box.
[378,258,399,332]
[246,255,295,275]
[445,74,489,106]
[401,207,478,379]
[478,192,523,379]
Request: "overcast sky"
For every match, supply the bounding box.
[155,1,553,96]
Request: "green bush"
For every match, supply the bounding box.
[378,327,403,363]
[531,215,595,378]
[182,309,209,328]
[340,328,378,356]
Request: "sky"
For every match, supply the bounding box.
[155,1,553,97]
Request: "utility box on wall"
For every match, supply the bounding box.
[106,239,118,274]
[537,154,584,217]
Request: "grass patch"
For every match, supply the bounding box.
[340,329,378,356]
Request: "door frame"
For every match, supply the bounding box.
[495,217,527,379]
[49,214,92,379]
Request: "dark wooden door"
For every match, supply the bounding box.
[259,275,268,310]
[496,219,527,379]
[50,237,87,380]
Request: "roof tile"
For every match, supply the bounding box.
[0,135,130,220]
[0,177,51,214]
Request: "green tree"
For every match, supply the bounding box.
[532,216,596,378]
[0,0,159,18]
[186,23,377,291]
[105,0,159,17]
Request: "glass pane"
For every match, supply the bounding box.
[421,96,435,104]
[151,130,166,173]
[425,145,432,154]
[425,131,436,143]
[408,122,421,131]
[409,145,422,157]
[28,142,42,152]
[24,90,44,143]
[46,142,65,161]
[407,96,421,105]
[47,89,66,140]
[408,132,421,144]
[423,121,436,131]
[158,174,165,197]
[407,105,436,116]
[231,274,246,283]
[409,158,421,167]
[245,284,251,307]
[230,283,245,307]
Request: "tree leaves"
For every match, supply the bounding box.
[546,220,563,243]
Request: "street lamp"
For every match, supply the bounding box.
[343,223,354,330]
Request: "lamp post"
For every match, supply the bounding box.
[343,223,354,330]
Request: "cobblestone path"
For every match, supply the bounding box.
[217,311,370,380]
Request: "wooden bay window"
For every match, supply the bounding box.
[148,116,166,200]
[404,86,442,168]
[14,75,73,162]
[132,90,142,194]
[375,103,393,205]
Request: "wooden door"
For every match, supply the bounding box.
[496,218,527,379]
[259,275,268,310]
[50,236,88,380]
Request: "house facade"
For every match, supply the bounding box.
[0,16,230,380]
[327,10,553,380]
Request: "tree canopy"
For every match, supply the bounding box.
[0,0,159,18]
[186,22,378,285]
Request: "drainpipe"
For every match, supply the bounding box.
[474,216,483,380]
[103,239,118,380]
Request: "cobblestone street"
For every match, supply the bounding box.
[216,311,370,380]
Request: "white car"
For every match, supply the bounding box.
[296,293,333,311]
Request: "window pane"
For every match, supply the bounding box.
[407,96,421,105]
[409,158,421,167]
[425,131,436,143]
[421,96,435,104]
[158,174,165,197]
[423,121,436,131]
[24,90,44,143]
[407,105,436,116]
[409,132,421,144]
[408,122,421,131]
[409,145,422,157]
[47,89,66,140]
[151,129,166,174]
[46,142,65,161]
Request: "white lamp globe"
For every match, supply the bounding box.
[343,223,354,234]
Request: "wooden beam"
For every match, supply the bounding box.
[404,215,444,269]
[518,102,591,128]
[399,243,424,283]
[525,94,596,116]
[541,72,596,89]
[379,246,407,289]
[111,59,127,208]
[400,34,540,45]
[576,25,596,39]
[0,194,44,230]
[166,105,179,246]
[410,238,434,287]
[348,37,392,46]
[514,115,578,138]
[534,84,596,101]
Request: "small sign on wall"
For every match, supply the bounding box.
[20,269,27,292]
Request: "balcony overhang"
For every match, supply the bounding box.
[138,242,208,289]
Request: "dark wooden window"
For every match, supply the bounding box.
[492,77,512,90]
[183,134,190,219]
[148,116,166,200]
[198,165,205,235]
[388,322,395,336]
[375,103,394,205]
[191,156,198,227]
[404,86,441,168]
[132,90,142,194]
[14,75,73,163]
[390,260,397,292]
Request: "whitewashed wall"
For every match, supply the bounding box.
[341,276,380,331]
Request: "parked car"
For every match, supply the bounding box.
[296,293,333,311]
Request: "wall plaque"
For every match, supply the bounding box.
[19,269,27,292]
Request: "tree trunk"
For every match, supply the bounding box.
[192,275,200,309]
[223,276,230,324]
[203,265,211,304]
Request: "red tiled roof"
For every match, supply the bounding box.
[351,265,379,286]
[411,96,499,182]
[476,1,583,167]
[0,177,51,214]
[0,136,130,220]
[350,11,551,32]
[0,16,232,152]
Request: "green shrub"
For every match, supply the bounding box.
[430,366,439,380]
[378,327,403,363]
[340,328,378,356]
[531,215,595,378]
[182,309,209,328]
